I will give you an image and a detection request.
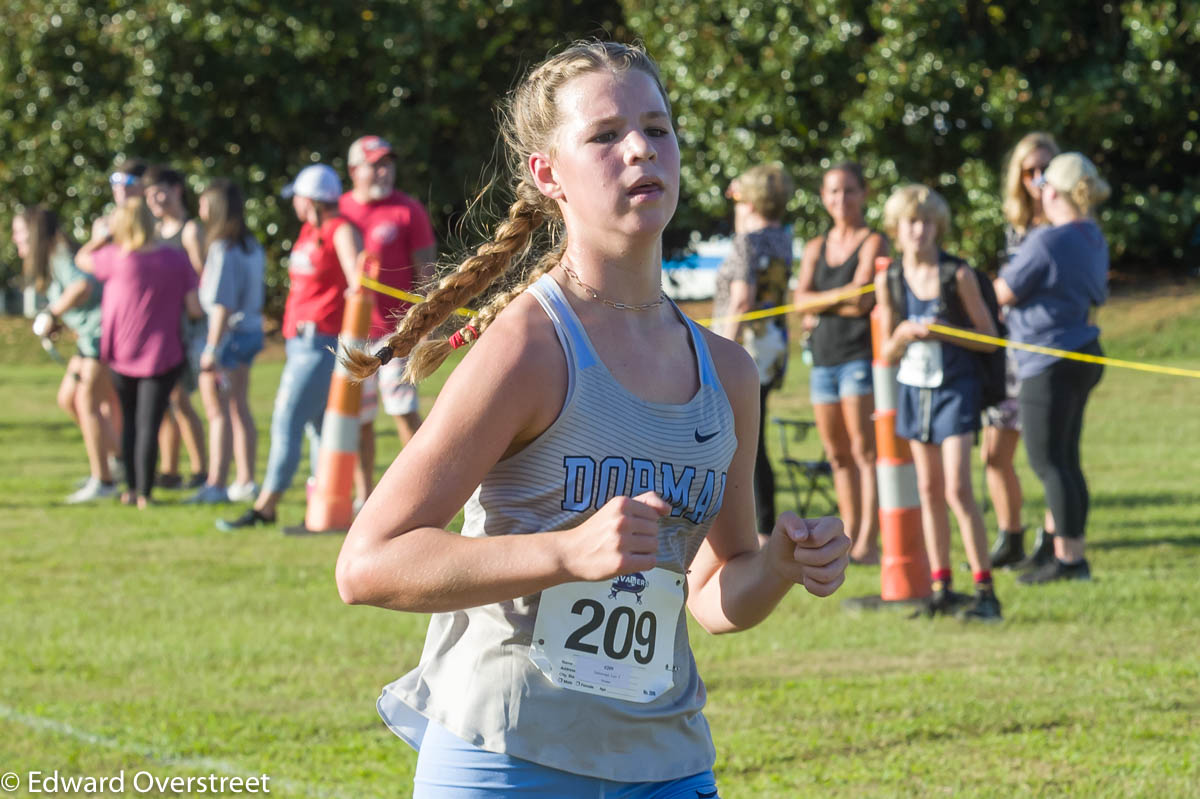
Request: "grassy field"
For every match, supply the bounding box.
[1,284,1198,798]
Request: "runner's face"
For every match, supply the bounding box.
[12,216,29,259]
[544,69,679,241]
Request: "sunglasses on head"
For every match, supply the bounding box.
[109,172,139,187]
[1022,163,1050,178]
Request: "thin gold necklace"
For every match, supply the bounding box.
[559,262,667,311]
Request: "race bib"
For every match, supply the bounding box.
[897,339,944,388]
[529,567,683,704]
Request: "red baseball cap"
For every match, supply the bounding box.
[348,135,394,166]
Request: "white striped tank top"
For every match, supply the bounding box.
[377,274,738,781]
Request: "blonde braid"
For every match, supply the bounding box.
[340,185,549,381]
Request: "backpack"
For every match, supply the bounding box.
[886,252,1007,409]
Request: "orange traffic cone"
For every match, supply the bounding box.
[871,256,931,601]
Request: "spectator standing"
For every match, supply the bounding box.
[877,185,1001,620]
[17,206,118,502]
[186,179,265,504]
[217,165,362,530]
[143,165,208,489]
[994,153,1110,585]
[338,136,437,506]
[792,163,887,563]
[986,132,1061,570]
[710,163,795,535]
[76,198,203,509]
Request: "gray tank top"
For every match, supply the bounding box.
[377,274,738,781]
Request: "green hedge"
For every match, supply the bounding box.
[3,2,1197,318]
[625,0,1200,273]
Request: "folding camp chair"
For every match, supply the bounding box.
[771,417,837,517]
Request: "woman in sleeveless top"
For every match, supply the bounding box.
[877,185,1002,621]
[986,132,1061,571]
[334,42,850,796]
[217,164,362,530]
[792,163,887,564]
[710,162,795,535]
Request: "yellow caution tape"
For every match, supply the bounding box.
[358,275,476,319]
[362,271,1199,380]
[698,283,876,326]
[927,323,1200,380]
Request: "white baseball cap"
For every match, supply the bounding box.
[282,164,342,203]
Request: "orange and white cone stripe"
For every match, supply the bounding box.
[304,252,381,533]
[871,256,931,601]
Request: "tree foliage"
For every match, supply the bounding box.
[624,0,1200,273]
[4,1,1198,318]
[1,0,625,315]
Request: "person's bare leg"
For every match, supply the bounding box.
[160,406,182,477]
[98,368,121,463]
[57,358,82,423]
[910,441,951,575]
[76,359,112,482]
[198,371,231,487]
[982,426,1023,532]
[227,366,256,487]
[1055,535,1085,562]
[393,411,421,445]
[355,421,375,504]
[174,386,208,478]
[842,393,879,563]
[813,401,860,545]
[942,433,991,574]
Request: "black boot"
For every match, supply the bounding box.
[989,527,1026,569]
[1016,526,1054,571]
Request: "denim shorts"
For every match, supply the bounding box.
[218,329,264,369]
[809,357,873,405]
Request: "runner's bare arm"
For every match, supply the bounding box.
[685,331,850,634]
[332,223,364,289]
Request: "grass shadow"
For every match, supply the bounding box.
[1091,491,1200,509]
[1090,534,1200,551]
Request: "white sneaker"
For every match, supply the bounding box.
[67,478,118,504]
[226,481,259,503]
[184,484,230,504]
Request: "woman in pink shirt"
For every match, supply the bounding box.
[77,197,204,508]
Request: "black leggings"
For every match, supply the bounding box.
[1018,340,1104,540]
[755,384,776,534]
[111,363,184,498]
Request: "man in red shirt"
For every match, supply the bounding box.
[339,135,437,503]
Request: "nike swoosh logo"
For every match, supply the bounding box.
[695,429,718,443]
[696,790,718,798]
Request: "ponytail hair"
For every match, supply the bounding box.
[341,40,668,383]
